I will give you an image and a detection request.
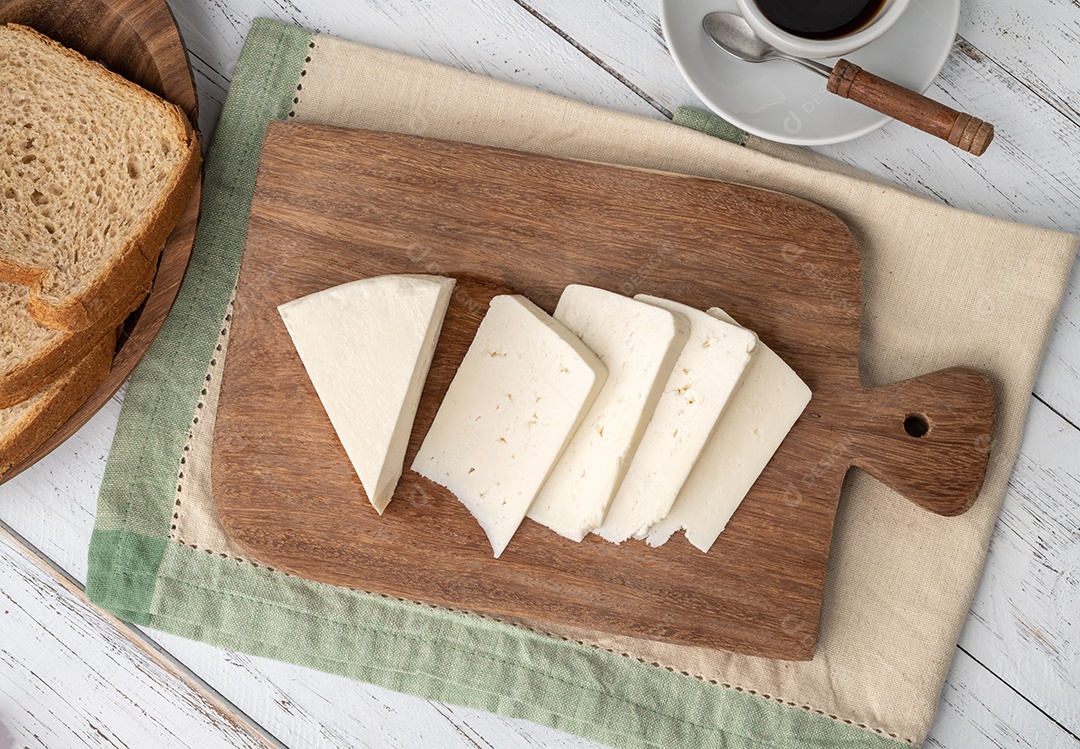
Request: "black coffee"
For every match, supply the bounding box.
[754,0,887,39]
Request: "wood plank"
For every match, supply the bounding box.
[516,0,1080,429]
[167,0,658,144]
[928,647,1080,749]
[147,631,604,749]
[0,401,118,579]
[0,524,272,748]
[0,0,1075,746]
[959,398,1080,735]
[514,0,1080,232]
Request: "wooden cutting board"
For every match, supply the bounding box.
[213,121,994,661]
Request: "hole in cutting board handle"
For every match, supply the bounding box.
[903,413,931,438]
[848,367,995,517]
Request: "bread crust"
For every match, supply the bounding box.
[0,274,151,408]
[0,329,115,477]
[0,260,39,288]
[0,24,203,332]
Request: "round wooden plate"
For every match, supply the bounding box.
[0,0,202,483]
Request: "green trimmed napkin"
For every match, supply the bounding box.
[88,18,1077,749]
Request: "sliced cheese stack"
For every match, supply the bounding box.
[412,295,606,557]
[596,296,758,544]
[527,285,690,541]
[646,308,812,552]
[278,274,455,514]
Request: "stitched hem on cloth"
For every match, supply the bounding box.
[148,537,911,749]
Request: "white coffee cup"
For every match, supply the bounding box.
[734,0,912,59]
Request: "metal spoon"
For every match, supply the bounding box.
[701,12,994,156]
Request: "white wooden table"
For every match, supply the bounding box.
[1,1,1078,746]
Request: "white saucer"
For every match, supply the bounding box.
[660,0,960,145]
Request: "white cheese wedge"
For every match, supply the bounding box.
[278,274,455,514]
[526,286,690,541]
[646,308,811,552]
[412,294,607,558]
[595,295,757,543]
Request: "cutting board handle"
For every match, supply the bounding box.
[848,367,996,516]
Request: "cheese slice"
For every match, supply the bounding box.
[412,294,606,557]
[595,296,757,543]
[526,285,690,541]
[646,308,811,552]
[278,274,455,514]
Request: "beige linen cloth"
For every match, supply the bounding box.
[173,33,1078,744]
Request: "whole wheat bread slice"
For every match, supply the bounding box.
[0,275,149,408]
[0,328,114,478]
[0,24,200,331]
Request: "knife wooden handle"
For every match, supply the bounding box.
[828,58,995,156]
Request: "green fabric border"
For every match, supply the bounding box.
[87,19,313,605]
[673,107,748,146]
[87,18,905,749]
[147,540,899,749]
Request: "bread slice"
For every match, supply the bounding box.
[0,23,200,331]
[0,276,148,408]
[0,328,115,478]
